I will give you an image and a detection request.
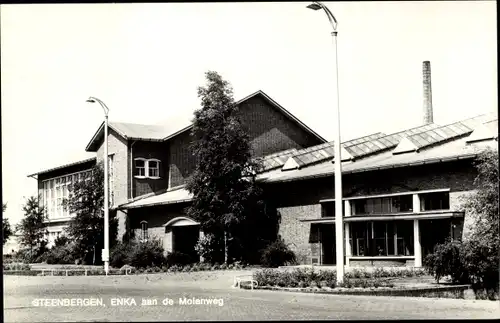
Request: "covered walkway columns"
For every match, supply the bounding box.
[344,200,351,267]
[412,194,422,267]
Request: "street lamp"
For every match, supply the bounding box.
[86,96,110,275]
[307,1,344,283]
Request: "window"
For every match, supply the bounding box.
[140,221,148,241]
[148,160,160,178]
[321,202,346,218]
[352,195,413,215]
[134,158,161,179]
[349,221,414,256]
[43,170,90,219]
[135,158,146,177]
[420,192,450,211]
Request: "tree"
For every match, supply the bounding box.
[425,148,499,299]
[2,203,13,245]
[16,196,48,261]
[186,71,270,263]
[461,148,499,294]
[64,162,117,265]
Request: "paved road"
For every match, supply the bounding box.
[4,272,499,321]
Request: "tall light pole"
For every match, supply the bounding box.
[86,96,110,275]
[307,1,344,283]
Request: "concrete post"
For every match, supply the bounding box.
[413,220,422,267]
[344,200,351,267]
[412,194,422,267]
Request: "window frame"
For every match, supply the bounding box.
[133,158,161,179]
[140,221,148,242]
[134,158,147,178]
[147,159,161,179]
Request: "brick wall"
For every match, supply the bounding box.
[96,129,129,240]
[131,141,169,198]
[269,160,478,264]
[167,95,324,188]
[128,203,190,242]
[237,96,323,157]
[167,131,196,188]
[96,128,129,208]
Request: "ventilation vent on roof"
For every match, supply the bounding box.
[393,137,419,155]
[282,157,300,171]
[330,146,354,163]
[466,124,498,144]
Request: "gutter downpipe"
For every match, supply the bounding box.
[130,140,137,200]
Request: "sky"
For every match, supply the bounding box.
[1,1,497,226]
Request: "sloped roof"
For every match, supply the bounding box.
[86,90,327,152]
[27,157,96,178]
[117,112,497,209]
[119,187,192,209]
[258,113,498,183]
[258,136,496,184]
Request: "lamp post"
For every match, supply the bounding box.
[86,96,110,275]
[307,1,344,283]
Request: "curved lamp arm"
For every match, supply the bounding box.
[86,96,109,117]
[307,1,338,32]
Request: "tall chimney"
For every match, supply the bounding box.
[422,61,434,124]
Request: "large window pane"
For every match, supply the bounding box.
[321,202,346,218]
[420,192,450,211]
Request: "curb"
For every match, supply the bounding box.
[240,284,472,298]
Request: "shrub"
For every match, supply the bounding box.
[254,268,280,287]
[3,263,31,271]
[165,251,195,267]
[128,238,166,269]
[45,244,76,264]
[194,234,222,264]
[318,270,337,288]
[53,235,70,247]
[260,238,297,268]
[110,242,133,268]
[424,239,469,284]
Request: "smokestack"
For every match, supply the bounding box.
[422,61,434,124]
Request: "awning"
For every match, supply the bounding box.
[299,211,464,223]
[119,187,193,209]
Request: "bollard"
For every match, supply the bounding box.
[85,269,87,276]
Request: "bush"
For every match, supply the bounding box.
[194,234,222,264]
[424,239,469,284]
[44,244,76,265]
[260,238,297,268]
[128,238,166,269]
[3,263,31,271]
[53,235,70,247]
[110,242,133,268]
[165,251,195,267]
[253,268,395,289]
[15,245,48,264]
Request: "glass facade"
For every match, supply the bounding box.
[350,221,414,256]
[42,170,91,219]
[352,195,413,215]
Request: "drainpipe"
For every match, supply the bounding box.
[130,140,137,200]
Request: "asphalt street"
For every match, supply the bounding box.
[3,272,499,321]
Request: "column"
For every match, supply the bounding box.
[413,220,422,267]
[412,194,422,267]
[199,230,205,263]
[344,200,352,267]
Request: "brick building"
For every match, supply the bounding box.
[28,76,498,266]
[28,90,326,251]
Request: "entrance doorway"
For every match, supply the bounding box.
[320,224,336,265]
[172,225,200,261]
